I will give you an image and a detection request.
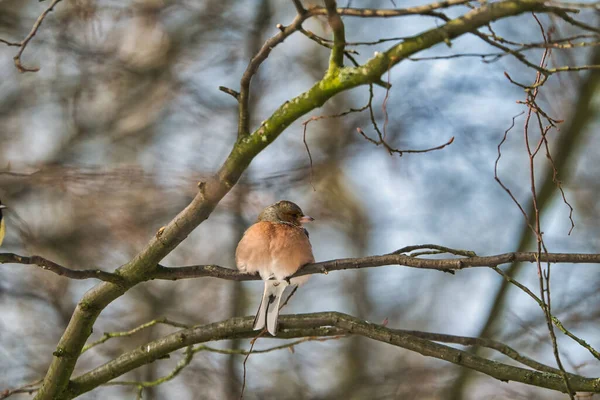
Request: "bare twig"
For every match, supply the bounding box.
[238,11,311,137]
[552,9,600,34]
[0,253,125,285]
[0,379,43,400]
[1,0,65,72]
[392,244,477,257]
[291,0,305,15]
[298,28,357,53]
[409,52,506,62]
[356,127,454,155]
[403,329,575,375]
[542,137,575,235]
[279,285,299,310]
[518,16,573,397]
[240,330,266,399]
[494,111,534,229]
[493,267,600,361]
[356,72,454,155]
[324,0,346,70]
[195,335,344,356]
[82,318,190,353]
[218,86,240,100]
[103,346,194,395]
[301,97,371,188]
[309,0,475,18]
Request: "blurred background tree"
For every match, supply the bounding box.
[1,0,600,399]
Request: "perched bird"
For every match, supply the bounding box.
[236,201,315,336]
[0,199,6,247]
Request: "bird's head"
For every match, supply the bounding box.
[257,200,314,226]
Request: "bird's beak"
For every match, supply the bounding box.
[0,205,6,209]
[299,215,314,223]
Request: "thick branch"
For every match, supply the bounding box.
[67,312,600,397]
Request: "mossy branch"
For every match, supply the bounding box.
[65,313,600,398]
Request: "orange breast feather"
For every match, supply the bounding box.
[236,221,314,280]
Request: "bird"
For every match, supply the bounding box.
[0,199,6,247]
[235,200,315,336]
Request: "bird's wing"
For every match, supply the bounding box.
[235,221,273,278]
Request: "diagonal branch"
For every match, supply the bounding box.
[237,5,311,137]
[1,0,64,73]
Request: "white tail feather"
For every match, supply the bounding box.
[253,280,289,335]
[253,281,274,331]
[266,280,289,335]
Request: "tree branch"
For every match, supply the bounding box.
[324,0,346,70]
[309,0,475,18]
[66,312,600,397]
[237,6,311,137]
[0,0,64,72]
[153,251,600,281]
[0,253,125,285]
[8,250,600,284]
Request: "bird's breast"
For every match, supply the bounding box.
[235,221,314,280]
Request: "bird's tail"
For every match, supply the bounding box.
[253,280,289,336]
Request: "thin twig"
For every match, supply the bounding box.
[218,86,240,100]
[0,379,43,400]
[494,111,534,230]
[291,0,305,15]
[309,0,475,18]
[356,127,454,155]
[301,97,371,189]
[0,253,125,285]
[104,346,194,390]
[194,335,344,356]
[492,267,600,361]
[517,15,573,397]
[5,0,65,72]
[391,244,477,257]
[240,330,266,399]
[238,11,311,137]
[279,285,299,311]
[324,0,346,70]
[82,318,190,353]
